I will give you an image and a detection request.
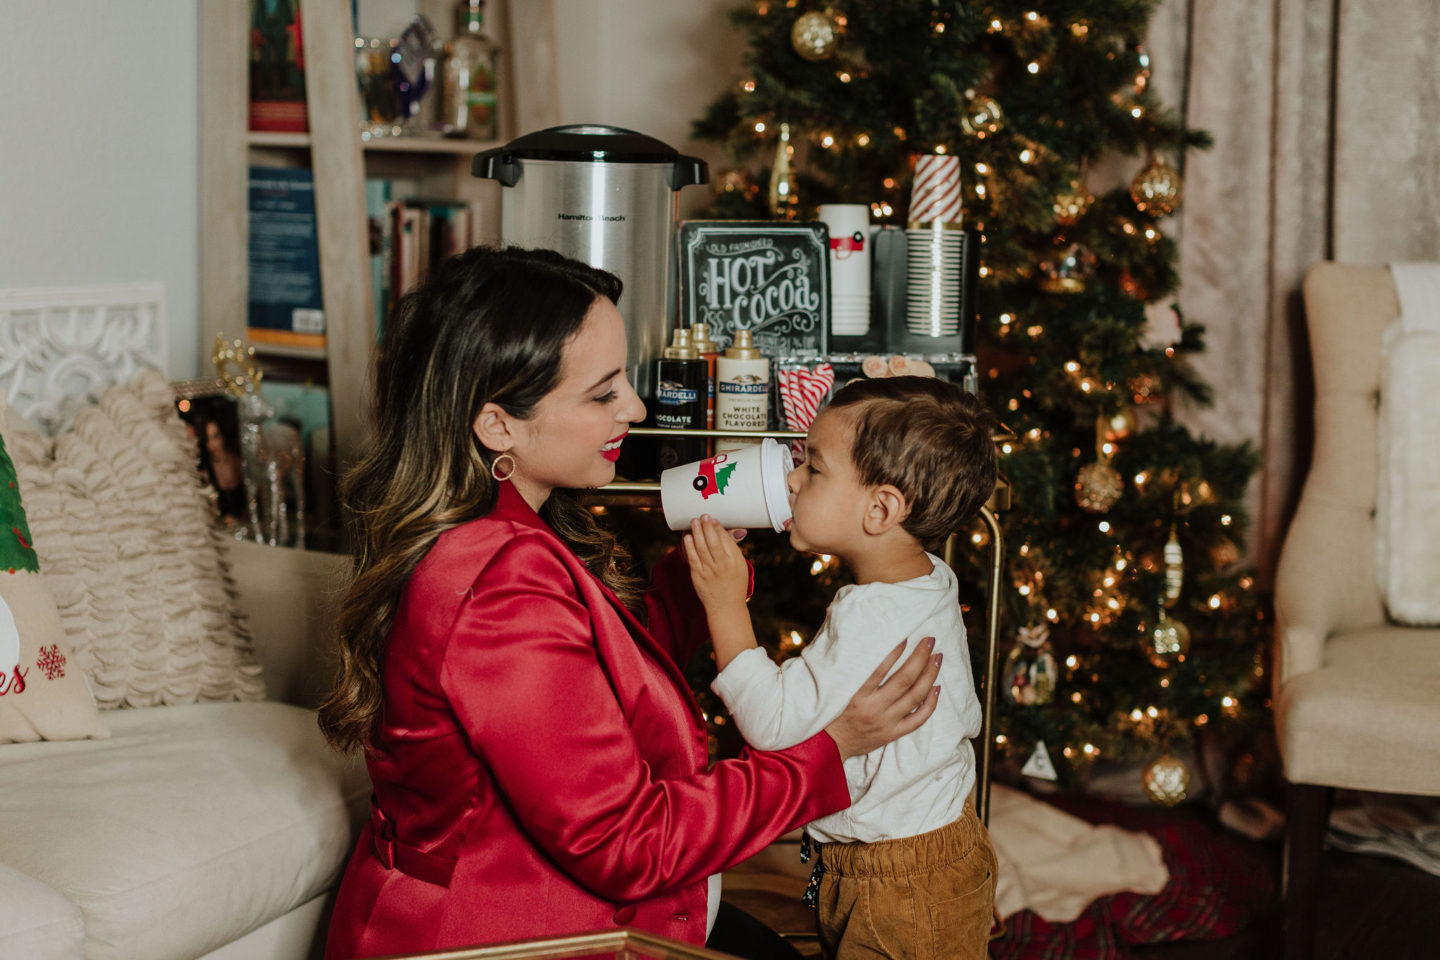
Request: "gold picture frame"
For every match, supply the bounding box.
[373,928,741,960]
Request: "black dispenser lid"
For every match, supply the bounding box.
[472,124,708,190]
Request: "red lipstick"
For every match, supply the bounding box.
[601,431,627,462]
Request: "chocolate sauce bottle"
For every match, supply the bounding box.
[655,328,707,469]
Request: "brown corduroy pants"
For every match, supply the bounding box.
[813,801,997,959]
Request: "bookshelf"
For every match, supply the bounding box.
[198,0,561,489]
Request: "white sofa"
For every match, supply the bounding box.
[0,539,367,960]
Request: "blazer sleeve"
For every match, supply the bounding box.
[441,535,847,904]
[643,545,754,671]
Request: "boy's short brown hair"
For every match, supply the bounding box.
[825,376,1000,549]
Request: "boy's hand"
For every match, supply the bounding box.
[683,516,749,614]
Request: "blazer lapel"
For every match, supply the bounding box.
[491,483,705,726]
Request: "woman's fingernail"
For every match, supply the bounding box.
[925,636,937,650]
[931,653,943,668]
[932,685,942,698]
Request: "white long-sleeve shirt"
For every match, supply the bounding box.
[711,554,982,843]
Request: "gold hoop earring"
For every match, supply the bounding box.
[490,453,516,483]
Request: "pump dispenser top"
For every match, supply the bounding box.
[725,329,762,360]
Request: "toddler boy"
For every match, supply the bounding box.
[685,375,1001,960]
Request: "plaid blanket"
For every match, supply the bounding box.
[990,795,1276,959]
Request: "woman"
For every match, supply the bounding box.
[319,246,943,959]
[202,415,247,520]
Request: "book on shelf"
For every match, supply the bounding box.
[366,179,482,337]
[248,0,308,133]
[247,166,325,350]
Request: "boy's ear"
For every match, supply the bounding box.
[473,402,516,454]
[863,485,910,536]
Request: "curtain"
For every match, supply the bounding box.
[1155,0,1440,581]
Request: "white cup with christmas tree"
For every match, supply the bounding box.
[660,438,793,533]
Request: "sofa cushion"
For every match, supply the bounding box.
[0,701,370,960]
[0,863,85,960]
[8,370,266,708]
[0,399,108,743]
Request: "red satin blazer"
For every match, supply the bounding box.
[324,482,851,959]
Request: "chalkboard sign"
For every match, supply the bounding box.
[677,220,830,358]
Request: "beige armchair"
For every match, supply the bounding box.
[1274,263,1440,959]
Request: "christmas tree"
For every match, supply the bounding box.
[679,1,1270,802]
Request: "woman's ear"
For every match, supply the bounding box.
[863,485,910,536]
[472,402,516,454]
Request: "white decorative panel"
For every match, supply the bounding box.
[0,284,167,435]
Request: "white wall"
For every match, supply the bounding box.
[552,0,745,218]
[0,1,200,378]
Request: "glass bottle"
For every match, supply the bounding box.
[441,0,499,140]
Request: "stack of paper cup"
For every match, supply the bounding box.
[660,437,794,533]
[818,203,871,336]
[905,155,965,339]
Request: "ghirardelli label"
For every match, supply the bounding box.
[678,221,830,359]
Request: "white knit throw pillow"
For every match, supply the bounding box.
[8,370,265,708]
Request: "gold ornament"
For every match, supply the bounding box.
[959,93,1004,137]
[769,122,799,219]
[1211,538,1240,568]
[1163,524,1184,604]
[1075,461,1124,513]
[1131,372,1162,404]
[717,168,758,201]
[1142,753,1191,806]
[1039,243,1097,294]
[1052,179,1094,226]
[1130,157,1184,216]
[791,9,840,62]
[1002,624,1058,706]
[1119,269,1148,301]
[1147,606,1191,667]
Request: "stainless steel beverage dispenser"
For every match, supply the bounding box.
[471,124,708,399]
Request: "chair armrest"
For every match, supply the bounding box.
[222,539,350,708]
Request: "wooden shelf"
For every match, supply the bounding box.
[247,131,501,156]
[251,342,329,362]
[361,134,501,155]
[247,131,310,149]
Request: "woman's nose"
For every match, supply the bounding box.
[621,380,646,424]
[786,468,799,495]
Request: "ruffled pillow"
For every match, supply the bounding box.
[8,371,265,708]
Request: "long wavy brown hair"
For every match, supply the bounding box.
[318,245,642,754]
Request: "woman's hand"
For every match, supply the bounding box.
[825,638,942,760]
[683,516,749,614]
